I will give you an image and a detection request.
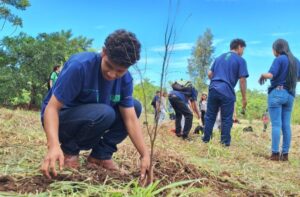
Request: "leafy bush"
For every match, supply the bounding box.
[236,90,300,124]
[10,89,31,106]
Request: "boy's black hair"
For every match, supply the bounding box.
[104,29,141,68]
[53,65,60,71]
[230,39,246,50]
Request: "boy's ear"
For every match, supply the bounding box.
[102,47,107,57]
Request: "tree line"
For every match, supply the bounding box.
[0,31,93,108]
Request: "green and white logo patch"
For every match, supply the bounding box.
[111,95,121,103]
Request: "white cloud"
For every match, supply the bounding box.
[151,39,226,53]
[271,32,292,37]
[213,38,225,46]
[150,42,193,52]
[138,57,162,66]
[138,55,190,69]
[136,56,189,76]
[168,56,190,69]
[172,43,194,51]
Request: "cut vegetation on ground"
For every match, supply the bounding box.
[0,108,300,196]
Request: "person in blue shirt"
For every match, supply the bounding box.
[40,29,150,182]
[202,39,249,146]
[168,85,201,140]
[259,39,300,161]
[151,90,160,121]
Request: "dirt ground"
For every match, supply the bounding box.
[0,150,276,196]
[0,108,299,196]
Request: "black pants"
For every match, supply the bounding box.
[201,110,206,126]
[263,123,267,131]
[152,106,158,122]
[168,95,193,137]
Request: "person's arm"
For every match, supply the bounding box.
[259,58,280,85]
[155,98,160,112]
[239,77,247,110]
[164,99,168,111]
[259,73,273,85]
[49,80,53,88]
[208,60,216,80]
[119,106,150,180]
[297,61,300,82]
[208,70,213,80]
[190,100,201,120]
[49,72,55,88]
[233,104,237,120]
[187,100,191,110]
[41,95,64,179]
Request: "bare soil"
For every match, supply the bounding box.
[0,152,277,196]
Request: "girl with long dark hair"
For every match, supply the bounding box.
[199,93,207,126]
[259,39,300,161]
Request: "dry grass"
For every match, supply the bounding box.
[0,108,300,196]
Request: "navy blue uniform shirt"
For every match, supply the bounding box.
[170,88,198,104]
[268,54,300,96]
[209,52,249,100]
[41,52,134,119]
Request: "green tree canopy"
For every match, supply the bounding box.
[133,78,160,114]
[0,0,30,31]
[188,28,214,92]
[0,30,93,107]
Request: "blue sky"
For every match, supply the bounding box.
[1,0,300,92]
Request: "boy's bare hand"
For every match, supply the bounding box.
[140,154,152,186]
[41,146,64,179]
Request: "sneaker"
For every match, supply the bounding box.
[202,137,209,143]
[64,154,80,169]
[270,152,280,161]
[176,133,182,137]
[182,135,192,141]
[280,153,289,161]
[243,126,253,132]
[220,142,230,147]
[194,125,203,134]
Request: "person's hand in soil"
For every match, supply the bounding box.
[41,145,64,179]
[140,154,152,185]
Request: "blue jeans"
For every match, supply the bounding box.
[202,88,235,146]
[58,99,142,160]
[268,89,294,154]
